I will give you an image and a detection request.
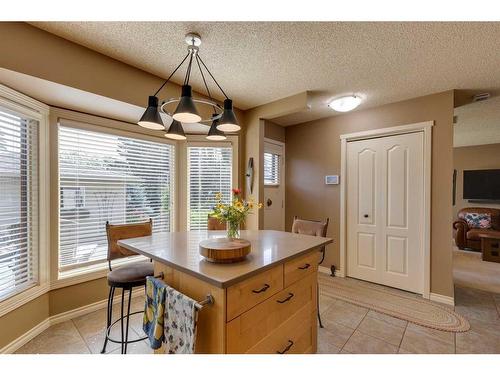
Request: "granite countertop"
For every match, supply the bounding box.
[118,230,332,288]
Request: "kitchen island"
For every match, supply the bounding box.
[118,230,332,354]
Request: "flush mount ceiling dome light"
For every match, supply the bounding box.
[328,95,362,112]
[137,33,240,138]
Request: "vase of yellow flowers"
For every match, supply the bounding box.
[211,188,262,239]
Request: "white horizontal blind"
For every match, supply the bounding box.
[58,125,175,270]
[0,108,39,302]
[188,145,232,230]
[264,152,280,185]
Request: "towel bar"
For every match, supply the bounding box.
[154,272,214,310]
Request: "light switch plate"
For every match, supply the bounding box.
[325,175,339,185]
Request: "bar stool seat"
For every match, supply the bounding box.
[107,262,154,288]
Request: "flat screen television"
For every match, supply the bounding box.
[463,169,500,200]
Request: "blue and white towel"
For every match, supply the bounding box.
[164,286,199,354]
[143,276,166,349]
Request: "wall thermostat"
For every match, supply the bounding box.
[325,175,339,185]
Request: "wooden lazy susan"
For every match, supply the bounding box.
[199,237,251,263]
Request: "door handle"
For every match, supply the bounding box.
[252,283,270,294]
[276,340,294,354]
[363,214,369,218]
[266,198,272,207]
[298,263,311,270]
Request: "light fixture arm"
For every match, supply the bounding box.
[196,54,218,114]
[197,54,230,100]
[153,51,191,97]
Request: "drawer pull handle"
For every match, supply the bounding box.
[277,292,294,304]
[298,263,311,270]
[277,340,294,354]
[252,283,270,293]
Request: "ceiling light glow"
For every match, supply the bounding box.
[328,95,362,112]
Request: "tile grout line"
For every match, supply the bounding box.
[398,321,409,353]
[70,318,93,354]
[339,306,369,353]
[350,314,405,352]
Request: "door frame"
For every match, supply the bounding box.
[339,121,433,298]
[263,138,286,230]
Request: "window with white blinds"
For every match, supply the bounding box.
[264,152,280,185]
[0,108,39,302]
[58,125,175,270]
[187,145,232,230]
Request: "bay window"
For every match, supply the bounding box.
[58,123,175,271]
[187,143,234,230]
[0,107,39,302]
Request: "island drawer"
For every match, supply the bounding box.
[245,301,314,354]
[226,264,284,322]
[226,272,316,353]
[284,250,319,287]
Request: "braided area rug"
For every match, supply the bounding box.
[319,273,470,332]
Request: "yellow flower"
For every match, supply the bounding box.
[248,201,254,209]
[215,192,222,200]
[258,203,263,209]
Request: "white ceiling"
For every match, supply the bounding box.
[454,95,500,147]
[30,22,500,120]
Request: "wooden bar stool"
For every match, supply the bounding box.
[291,216,329,328]
[100,219,154,354]
[207,215,226,230]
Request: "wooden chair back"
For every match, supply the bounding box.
[105,219,153,264]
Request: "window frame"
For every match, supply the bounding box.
[51,112,178,287]
[0,84,50,318]
[178,135,239,231]
[263,138,285,187]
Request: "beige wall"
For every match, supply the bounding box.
[0,294,49,349]
[285,91,455,298]
[453,143,500,217]
[264,120,286,143]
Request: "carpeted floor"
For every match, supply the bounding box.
[453,247,500,294]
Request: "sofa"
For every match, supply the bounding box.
[453,207,500,250]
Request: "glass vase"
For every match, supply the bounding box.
[226,221,240,239]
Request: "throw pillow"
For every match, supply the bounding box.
[464,213,492,229]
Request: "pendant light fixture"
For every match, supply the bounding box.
[164,119,187,140]
[137,33,239,138]
[206,114,227,141]
[173,85,201,123]
[217,98,240,132]
[138,96,165,130]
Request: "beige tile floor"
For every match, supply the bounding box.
[15,278,500,354]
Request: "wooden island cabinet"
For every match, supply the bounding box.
[119,230,331,354]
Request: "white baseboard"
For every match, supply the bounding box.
[319,265,343,277]
[429,292,455,306]
[0,318,51,354]
[1,288,144,354]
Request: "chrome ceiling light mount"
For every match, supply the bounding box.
[138,33,239,140]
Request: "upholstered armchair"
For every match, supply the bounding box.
[453,207,500,250]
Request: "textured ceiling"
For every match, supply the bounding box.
[30,22,500,118]
[454,96,500,147]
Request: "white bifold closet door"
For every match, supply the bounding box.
[346,132,424,294]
